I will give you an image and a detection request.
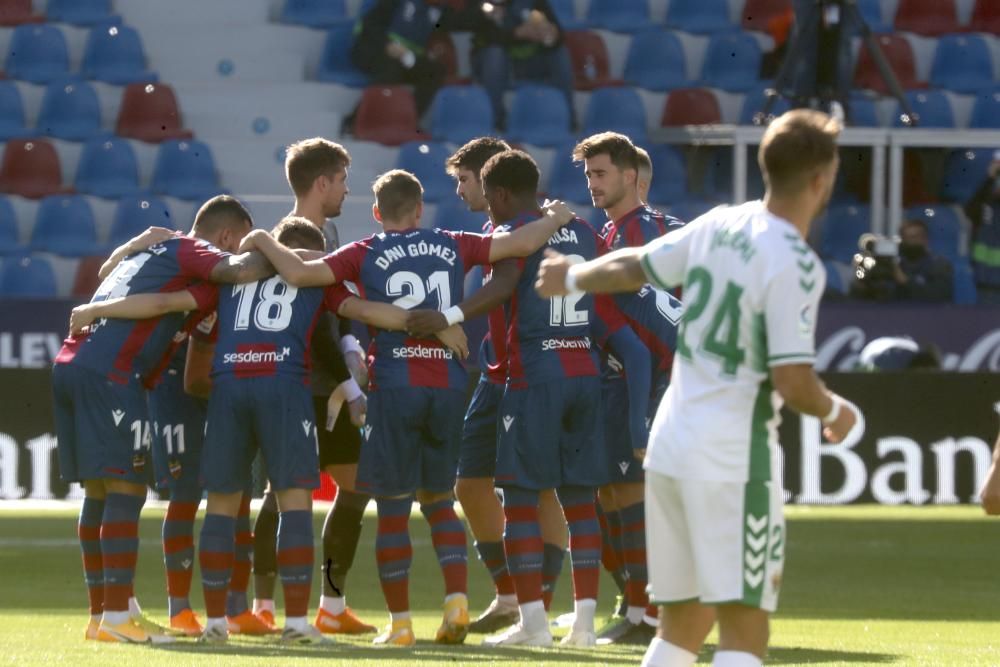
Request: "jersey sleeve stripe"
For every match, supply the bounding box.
[767,353,815,366]
[640,253,672,290]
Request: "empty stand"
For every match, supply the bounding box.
[5,24,70,84]
[700,32,762,92]
[46,0,119,26]
[0,254,57,296]
[107,195,175,247]
[893,91,955,129]
[81,24,158,85]
[115,82,192,143]
[893,0,959,37]
[969,90,1000,130]
[661,88,722,126]
[505,84,573,148]
[0,81,29,141]
[37,80,103,141]
[548,0,588,30]
[853,35,921,95]
[820,204,872,263]
[564,31,617,91]
[970,0,1000,33]
[30,194,101,256]
[741,0,791,33]
[71,254,104,296]
[0,196,19,254]
[623,30,690,92]
[0,139,67,199]
[545,147,593,203]
[665,0,733,34]
[352,85,425,146]
[150,139,223,200]
[74,136,140,198]
[0,0,42,27]
[395,141,453,204]
[952,258,977,305]
[429,85,493,145]
[581,86,648,142]
[585,0,650,33]
[279,0,350,28]
[941,149,991,203]
[315,23,370,87]
[929,35,994,95]
[645,144,688,205]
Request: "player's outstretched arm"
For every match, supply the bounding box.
[979,428,1000,515]
[487,201,575,262]
[208,249,275,285]
[239,229,335,287]
[536,247,648,298]
[405,258,522,337]
[98,226,177,280]
[69,290,198,335]
[770,364,861,443]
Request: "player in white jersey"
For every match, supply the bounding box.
[535,110,862,667]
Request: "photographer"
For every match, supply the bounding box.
[850,219,953,303]
[962,152,1000,305]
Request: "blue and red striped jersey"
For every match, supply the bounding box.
[502,212,601,387]
[55,235,226,386]
[323,227,492,390]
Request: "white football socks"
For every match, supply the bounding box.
[713,650,763,666]
[641,637,697,667]
[319,595,346,615]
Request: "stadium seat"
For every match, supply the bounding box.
[549,0,588,30]
[429,85,493,145]
[115,83,193,143]
[395,142,453,204]
[546,145,592,203]
[893,91,954,129]
[819,203,871,263]
[433,202,488,234]
[30,195,101,256]
[5,24,70,84]
[893,0,958,36]
[36,79,103,141]
[905,205,963,261]
[661,88,722,126]
[0,81,29,141]
[71,254,104,297]
[108,195,175,247]
[353,85,426,146]
[46,0,119,26]
[585,0,650,33]
[581,86,648,142]
[645,144,688,205]
[81,24,158,85]
[848,93,880,128]
[0,139,66,199]
[279,0,349,27]
[741,0,791,33]
[853,35,920,95]
[666,0,733,33]
[929,35,993,95]
[739,87,791,125]
[970,89,1000,130]
[703,146,765,201]
[0,254,57,297]
[623,30,690,92]
[952,258,977,305]
[970,0,1000,33]
[150,139,223,201]
[427,32,468,86]
[856,0,890,33]
[564,31,618,91]
[74,137,140,199]
[823,259,848,295]
[0,0,42,26]
[0,196,19,254]
[700,32,762,92]
[664,198,716,222]
[505,84,573,148]
[941,149,991,203]
[316,24,370,87]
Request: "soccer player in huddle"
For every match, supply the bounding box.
[537,109,862,667]
[54,195,272,643]
[240,168,576,646]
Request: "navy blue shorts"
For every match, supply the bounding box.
[202,376,319,494]
[458,378,504,479]
[356,387,466,497]
[53,363,150,485]
[602,377,645,484]
[495,376,609,491]
[148,370,207,498]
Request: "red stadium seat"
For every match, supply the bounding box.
[970,0,1000,33]
[564,31,619,91]
[0,138,68,199]
[115,82,193,143]
[353,85,426,146]
[71,255,104,297]
[660,88,722,126]
[853,35,921,95]
[0,0,43,26]
[426,32,469,85]
[741,0,791,32]
[893,0,958,36]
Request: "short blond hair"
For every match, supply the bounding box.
[635,146,652,184]
[758,110,842,196]
[373,169,423,221]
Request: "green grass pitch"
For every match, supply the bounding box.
[0,504,997,665]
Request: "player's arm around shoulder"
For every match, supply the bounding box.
[488,200,575,262]
[236,228,334,287]
[69,290,199,336]
[98,226,177,280]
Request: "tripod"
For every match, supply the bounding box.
[757,0,917,126]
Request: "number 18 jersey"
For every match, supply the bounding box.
[638,201,825,483]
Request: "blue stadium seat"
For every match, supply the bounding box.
[941,149,991,203]
[823,259,848,295]
[316,24,370,87]
[0,196,19,254]
[586,0,649,32]
[280,0,350,27]
[546,146,593,203]
[81,24,158,85]
[429,85,494,145]
[5,24,70,84]
[703,147,764,201]
[848,93,880,127]
[663,198,716,223]
[624,31,690,91]
[952,258,977,304]
[151,140,224,201]
[433,202,488,233]
[739,87,791,125]
[549,0,589,30]
[581,86,648,143]
[929,34,994,95]
[30,195,101,256]
[856,0,890,32]
[75,137,140,199]
[108,195,175,247]
[36,79,103,141]
[46,0,120,26]
[969,89,1000,129]
[820,204,871,263]
[395,141,453,204]
[894,91,955,128]
[905,205,963,261]
[0,254,57,296]
[0,81,29,141]
[505,84,573,148]
[645,144,688,205]
[666,0,734,34]
[701,32,762,92]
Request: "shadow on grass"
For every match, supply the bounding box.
[763,645,899,664]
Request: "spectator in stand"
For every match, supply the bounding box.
[463,0,574,130]
[850,219,953,303]
[962,154,1000,305]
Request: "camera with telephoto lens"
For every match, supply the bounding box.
[851,233,898,301]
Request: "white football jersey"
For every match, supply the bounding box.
[639,201,825,483]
